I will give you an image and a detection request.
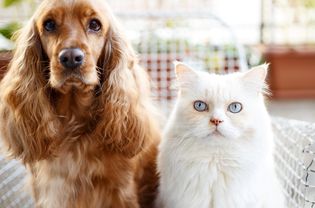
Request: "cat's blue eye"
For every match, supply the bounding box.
[193,101,208,112]
[228,102,243,113]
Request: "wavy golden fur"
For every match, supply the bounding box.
[0,0,160,207]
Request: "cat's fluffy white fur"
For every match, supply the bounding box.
[157,62,285,208]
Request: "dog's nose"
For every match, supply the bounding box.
[59,48,84,69]
[210,118,223,126]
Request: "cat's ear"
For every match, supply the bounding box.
[174,61,198,88]
[242,63,269,94]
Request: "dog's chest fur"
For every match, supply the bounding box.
[30,88,139,208]
[56,87,95,121]
[32,147,137,208]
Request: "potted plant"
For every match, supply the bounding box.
[262,0,315,98]
[264,46,315,98]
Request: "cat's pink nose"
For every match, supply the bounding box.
[210,118,223,126]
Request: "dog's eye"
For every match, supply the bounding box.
[88,19,101,32]
[43,19,56,32]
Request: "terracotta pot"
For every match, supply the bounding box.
[264,46,315,98]
[0,51,12,80]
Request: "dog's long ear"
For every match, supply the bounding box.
[97,27,135,83]
[95,24,160,158]
[0,20,57,163]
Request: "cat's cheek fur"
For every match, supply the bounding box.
[217,123,241,139]
[217,111,249,140]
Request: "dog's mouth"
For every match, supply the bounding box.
[62,72,87,85]
[49,65,100,93]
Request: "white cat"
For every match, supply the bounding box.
[156,62,285,208]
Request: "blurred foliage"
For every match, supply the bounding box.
[2,0,22,8]
[0,0,34,45]
[287,0,315,8]
[165,19,176,28]
[0,22,21,39]
[0,0,23,40]
[303,0,315,8]
[135,35,191,54]
[134,33,245,73]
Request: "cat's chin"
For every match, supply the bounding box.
[209,130,225,138]
[213,130,223,136]
[208,129,239,140]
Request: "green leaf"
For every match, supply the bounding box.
[304,0,315,8]
[0,22,21,39]
[2,0,23,8]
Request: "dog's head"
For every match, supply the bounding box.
[0,0,159,163]
[37,0,108,90]
[19,0,131,93]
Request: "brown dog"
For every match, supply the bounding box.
[0,0,160,207]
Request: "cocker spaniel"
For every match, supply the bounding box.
[0,0,160,207]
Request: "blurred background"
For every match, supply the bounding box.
[0,0,314,122]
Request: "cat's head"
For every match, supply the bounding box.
[173,62,270,141]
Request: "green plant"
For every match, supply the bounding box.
[2,0,23,7]
[0,0,36,51]
[303,0,315,8]
[0,0,24,40]
[287,0,315,8]
[0,22,21,39]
